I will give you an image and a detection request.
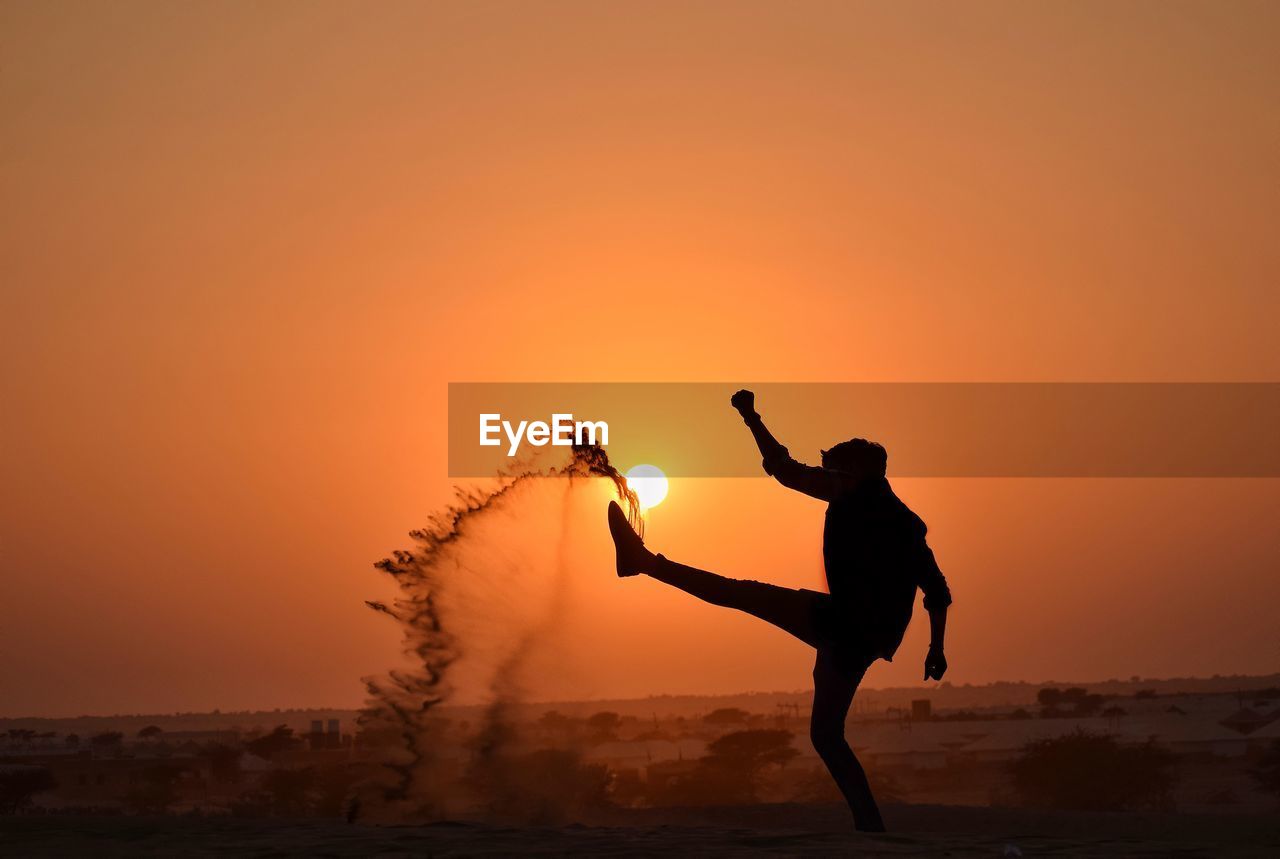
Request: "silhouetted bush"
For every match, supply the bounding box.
[470,748,610,823]
[538,710,572,731]
[586,712,621,733]
[89,731,124,750]
[1011,729,1175,811]
[312,764,361,818]
[230,765,359,819]
[1251,740,1280,798]
[0,766,56,814]
[124,763,184,814]
[202,742,242,783]
[647,729,798,807]
[243,725,300,760]
[258,767,318,816]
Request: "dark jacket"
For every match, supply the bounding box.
[760,447,952,661]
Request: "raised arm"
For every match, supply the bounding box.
[730,389,859,502]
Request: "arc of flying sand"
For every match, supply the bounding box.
[357,445,639,817]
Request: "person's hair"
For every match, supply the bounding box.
[824,438,887,477]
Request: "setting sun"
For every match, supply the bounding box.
[624,464,669,509]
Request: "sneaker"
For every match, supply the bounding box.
[606,500,651,577]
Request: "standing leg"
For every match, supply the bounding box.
[810,649,885,832]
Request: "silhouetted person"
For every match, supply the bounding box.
[607,389,952,832]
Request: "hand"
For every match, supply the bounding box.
[924,645,947,681]
[730,389,756,417]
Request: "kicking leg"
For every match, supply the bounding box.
[810,649,885,832]
[646,555,821,647]
[606,500,820,646]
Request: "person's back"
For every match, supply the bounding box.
[823,477,948,661]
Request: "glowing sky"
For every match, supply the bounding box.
[2,1,1278,716]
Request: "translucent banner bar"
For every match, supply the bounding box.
[448,383,1280,478]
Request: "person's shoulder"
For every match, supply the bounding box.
[867,476,897,505]
[823,473,871,502]
[882,480,928,535]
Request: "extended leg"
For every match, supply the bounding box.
[647,555,822,647]
[607,500,821,646]
[810,649,885,832]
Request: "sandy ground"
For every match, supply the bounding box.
[3,803,1278,857]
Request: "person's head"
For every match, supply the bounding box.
[821,438,887,479]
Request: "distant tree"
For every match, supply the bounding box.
[586,712,621,734]
[90,731,124,750]
[651,729,798,806]
[1071,695,1106,716]
[0,766,56,814]
[1134,689,1158,699]
[1011,729,1175,811]
[244,725,300,760]
[539,711,572,730]
[1009,708,1033,721]
[1251,740,1280,798]
[705,729,798,776]
[1037,688,1064,708]
[64,734,81,749]
[703,708,750,726]
[137,725,164,740]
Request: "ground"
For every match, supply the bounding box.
[3,803,1278,857]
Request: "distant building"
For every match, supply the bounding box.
[307,718,345,750]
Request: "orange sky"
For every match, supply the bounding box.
[2,1,1278,716]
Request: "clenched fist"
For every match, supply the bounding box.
[924,645,947,682]
[730,389,756,417]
